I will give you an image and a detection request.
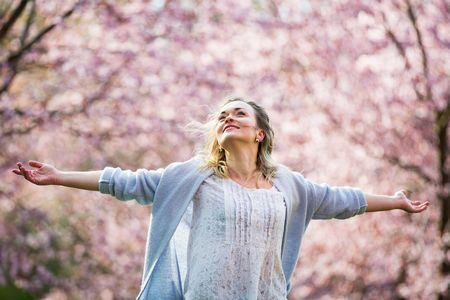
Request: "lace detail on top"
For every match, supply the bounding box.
[184,174,287,299]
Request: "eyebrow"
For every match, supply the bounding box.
[219,107,246,116]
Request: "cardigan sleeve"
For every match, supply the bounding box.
[307,179,367,220]
[98,166,164,205]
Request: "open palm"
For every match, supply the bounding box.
[395,190,430,213]
[12,160,59,186]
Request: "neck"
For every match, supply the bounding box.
[224,146,260,181]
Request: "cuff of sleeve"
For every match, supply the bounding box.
[98,167,117,194]
[355,188,368,215]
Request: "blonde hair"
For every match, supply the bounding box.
[186,96,278,183]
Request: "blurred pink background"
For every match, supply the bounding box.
[1,0,448,299]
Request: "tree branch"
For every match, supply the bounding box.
[6,1,81,65]
[383,21,427,102]
[436,95,450,185]
[20,0,36,46]
[406,0,432,102]
[0,62,123,138]
[0,0,28,42]
[0,2,14,21]
[321,104,435,184]
[384,27,411,70]
[0,1,82,95]
[383,153,434,183]
[0,64,18,95]
[436,96,450,132]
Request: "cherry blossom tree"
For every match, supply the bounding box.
[1,0,447,298]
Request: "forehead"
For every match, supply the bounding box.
[219,101,254,115]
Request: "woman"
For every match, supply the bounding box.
[13,97,430,299]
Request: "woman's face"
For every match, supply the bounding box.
[215,101,264,149]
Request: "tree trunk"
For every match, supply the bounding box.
[437,103,450,299]
[439,194,450,299]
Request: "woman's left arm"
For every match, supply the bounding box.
[364,190,430,213]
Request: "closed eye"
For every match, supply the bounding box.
[218,112,245,121]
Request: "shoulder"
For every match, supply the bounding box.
[164,155,202,170]
[163,155,212,177]
[273,163,312,195]
[275,163,308,183]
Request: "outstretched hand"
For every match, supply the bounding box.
[12,160,59,186]
[395,190,430,213]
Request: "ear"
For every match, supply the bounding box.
[257,130,265,142]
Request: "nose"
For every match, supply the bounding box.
[224,114,234,123]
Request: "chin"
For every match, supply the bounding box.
[219,135,250,147]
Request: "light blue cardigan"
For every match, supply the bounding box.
[98,155,367,299]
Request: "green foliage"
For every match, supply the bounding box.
[0,285,33,300]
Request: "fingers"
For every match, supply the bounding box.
[411,201,430,213]
[395,188,430,213]
[410,200,428,207]
[15,162,30,179]
[16,162,24,173]
[29,160,43,168]
[11,169,21,175]
[17,162,27,176]
[12,162,40,185]
[417,204,429,212]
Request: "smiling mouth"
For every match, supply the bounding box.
[223,126,239,132]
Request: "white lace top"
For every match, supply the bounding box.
[183,174,287,299]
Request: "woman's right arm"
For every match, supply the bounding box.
[12,160,164,205]
[12,160,101,191]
